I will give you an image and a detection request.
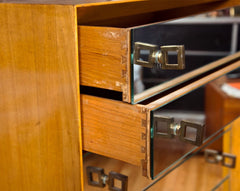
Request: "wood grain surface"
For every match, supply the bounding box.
[81,94,147,168]
[205,77,240,151]
[224,117,240,191]
[78,26,131,102]
[205,79,226,151]
[0,4,82,191]
[1,1,240,191]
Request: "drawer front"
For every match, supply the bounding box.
[150,81,239,179]
[79,12,240,104]
[147,66,240,179]
[83,117,239,191]
[81,63,240,179]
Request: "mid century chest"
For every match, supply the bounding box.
[0,0,240,190]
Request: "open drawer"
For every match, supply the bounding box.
[83,118,240,191]
[79,11,240,104]
[81,55,240,179]
[83,118,239,190]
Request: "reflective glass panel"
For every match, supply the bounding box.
[150,73,240,178]
[131,15,240,103]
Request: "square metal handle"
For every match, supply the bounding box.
[154,115,174,138]
[160,45,185,70]
[134,42,158,68]
[86,166,128,191]
[205,149,237,169]
[109,171,128,191]
[154,116,204,146]
[86,166,105,188]
[179,120,204,146]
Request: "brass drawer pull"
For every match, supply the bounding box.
[134,42,185,69]
[204,149,237,168]
[86,166,128,191]
[154,115,204,146]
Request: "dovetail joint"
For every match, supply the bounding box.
[142,133,146,140]
[121,70,127,78]
[141,107,147,113]
[141,146,146,153]
[141,159,148,177]
[121,55,127,65]
[142,119,147,127]
[121,84,128,102]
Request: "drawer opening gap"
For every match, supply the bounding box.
[80,86,122,101]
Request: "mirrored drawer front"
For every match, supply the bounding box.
[79,11,240,104]
[83,117,239,191]
[81,65,240,180]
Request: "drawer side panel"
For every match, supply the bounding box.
[78,26,131,102]
[81,94,147,166]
